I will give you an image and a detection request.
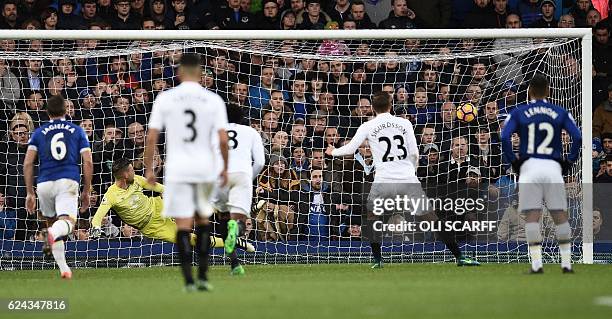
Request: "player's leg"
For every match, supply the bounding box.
[40,180,77,278]
[194,183,216,291]
[549,210,573,273]
[545,174,573,273]
[163,183,197,290]
[523,209,544,273]
[519,160,547,273]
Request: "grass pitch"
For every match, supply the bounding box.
[2,264,611,319]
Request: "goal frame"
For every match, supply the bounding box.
[0,28,594,264]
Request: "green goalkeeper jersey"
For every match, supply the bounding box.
[92,175,165,230]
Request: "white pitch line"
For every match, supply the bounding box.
[594,296,612,306]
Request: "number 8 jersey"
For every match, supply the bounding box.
[148,81,228,183]
[331,112,419,183]
[27,119,90,184]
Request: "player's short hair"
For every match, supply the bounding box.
[46,95,66,117]
[226,103,244,124]
[528,74,549,98]
[179,53,202,69]
[112,158,132,178]
[371,91,391,113]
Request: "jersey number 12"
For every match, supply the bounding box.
[527,122,554,155]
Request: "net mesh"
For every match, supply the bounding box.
[0,36,586,269]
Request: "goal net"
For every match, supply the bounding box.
[0,30,594,270]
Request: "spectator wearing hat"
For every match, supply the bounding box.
[297,0,331,29]
[594,84,612,139]
[216,0,256,29]
[379,0,419,29]
[348,0,376,29]
[462,0,497,29]
[57,0,84,29]
[258,0,282,29]
[110,0,142,30]
[530,0,557,27]
[279,8,296,29]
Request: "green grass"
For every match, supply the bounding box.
[2,264,612,319]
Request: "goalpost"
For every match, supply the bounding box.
[0,29,594,269]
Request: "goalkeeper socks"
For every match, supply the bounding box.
[370,242,382,262]
[230,251,240,269]
[49,219,73,241]
[51,240,70,274]
[437,230,462,260]
[525,222,543,271]
[555,222,572,269]
[176,230,194,285]
[195,225,211,281]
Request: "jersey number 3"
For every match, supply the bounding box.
[379,135,408,162]
[527,122,554,155]
[51,132,67,160]
[184,109,197,142]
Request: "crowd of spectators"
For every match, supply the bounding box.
[0,0,611,244]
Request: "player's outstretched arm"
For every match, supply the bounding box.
[90,194,113,238]
[327,125,368,157]
[563,113,583,163]
[144,128,161,185]
[135,175,164,193]
[23,148,38,214]
[80,149,93,212]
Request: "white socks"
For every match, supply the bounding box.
[525,222,543,271]
[49,220,73,241]
[556,222,572,270]
[52,240,71,274]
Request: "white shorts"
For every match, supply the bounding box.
[367,178,430,217]
[518,158,567,212]
[37,179,79,219]
[163,182,215,219]
[212,172,253,215]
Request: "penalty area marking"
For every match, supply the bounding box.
[594,296,612,307]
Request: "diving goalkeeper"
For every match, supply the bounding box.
[90,158,254,253]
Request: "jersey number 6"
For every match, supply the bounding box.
[51,132,67,160]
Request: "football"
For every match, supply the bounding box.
[456,102,478,123]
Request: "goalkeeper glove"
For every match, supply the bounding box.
[89,227,102,239]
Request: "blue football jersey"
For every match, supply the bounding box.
[28,119,91,184]
[501,99,582,164]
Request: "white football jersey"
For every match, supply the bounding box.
[332,112,419,182]
[148,81,228,183]
[226,123,266,178]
